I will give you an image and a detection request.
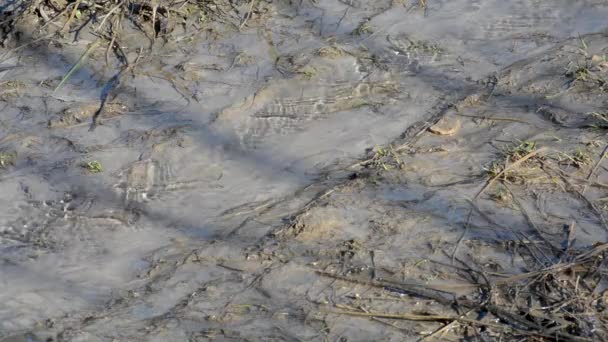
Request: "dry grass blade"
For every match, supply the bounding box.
[475,147,548,199]
[451,209,472,264]
[54,39,101,92]
[61,0,83,33]
[327,309,591,341]
[541,160,608,231]
[419,308,477,341]
[95,1,125,33]
[584,143,608,193]
[503,183,563,255]
[456,113,531,124]
[239,0,257,30]
[314,270,460,304]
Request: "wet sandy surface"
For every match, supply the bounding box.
[1,0,608,340]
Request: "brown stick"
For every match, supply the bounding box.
[583,144,608,194]
[456,113,531,124]
[61,0,83,33]
[475,147,547,199]
[503,183,563,255]
[327,309,591,341]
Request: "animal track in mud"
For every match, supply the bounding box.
[0,193,137,257]
[114,159,209,204]
[220,80,400,148]
[255,81,397,117]
[386,34,447,66]
[478,5,563,40]
[48,102,127,129]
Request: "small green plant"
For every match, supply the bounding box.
[558,148,592,168]
[0,152,16,168]
[597,197,608,211]
[589,111,608,128]
[572,148,592,166]
[316,46,345,58]
[353,19,373,36]
[375,146,389,157]
[370,145,402,171]
[490,186,512,206]
[298,65,317,80]
[573,65,591,82]
[0,80,25,99]
[502,140,537,161]
[81,160,103,173]
[483,161,503,178]
[0,80,25,89]
[565,40,608,91]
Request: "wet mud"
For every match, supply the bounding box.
[1,0,608,341]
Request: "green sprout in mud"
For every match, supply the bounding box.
[557,148,592,168]
[0,152,16,169]
[502,140,537,161]
[0,80,25,90]
[409,39,444,57]
[482,160,521,184]
[298,65,318,80]
[597,197,608,211]
[589,111,608,128]
[490,186,512,206]
[484,141,541,182]
[375,146,389,157]
[573,65,591,82]
[317,46,346,59]
[81,160,103,173]
[565,39,608,91]
[353,19,373,36]
[572,148,592,166]
[371,145,404,171]
[0,80,25,99]
[483,161,503,178]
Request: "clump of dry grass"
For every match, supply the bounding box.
[1,0,263,58]
[317,213,608,341]
[565,37,608,92]
[317,135,608,340]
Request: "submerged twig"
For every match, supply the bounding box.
[451,209,472,264]
[89,45,142,131]
[61,0,83,33]
[95,0,124,33]
[583,144,608,194]
[328,309,590,341]
[54,39,101,92]
[503,183,563,256]
[456,113,532,124]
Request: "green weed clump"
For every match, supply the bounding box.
[82,160,103,173]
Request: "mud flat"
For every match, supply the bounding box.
[1,0,608,341]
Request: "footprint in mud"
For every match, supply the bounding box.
[496,33,608,111]
[48,102,127,129]
[0,191,137,258]
[115,159,173,204]
[114,159,214,204]
[386,34,448,68]
[214,80,400,148]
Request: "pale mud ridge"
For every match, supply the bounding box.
[1,0,608,341]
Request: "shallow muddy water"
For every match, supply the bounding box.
[1,0,608,340]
